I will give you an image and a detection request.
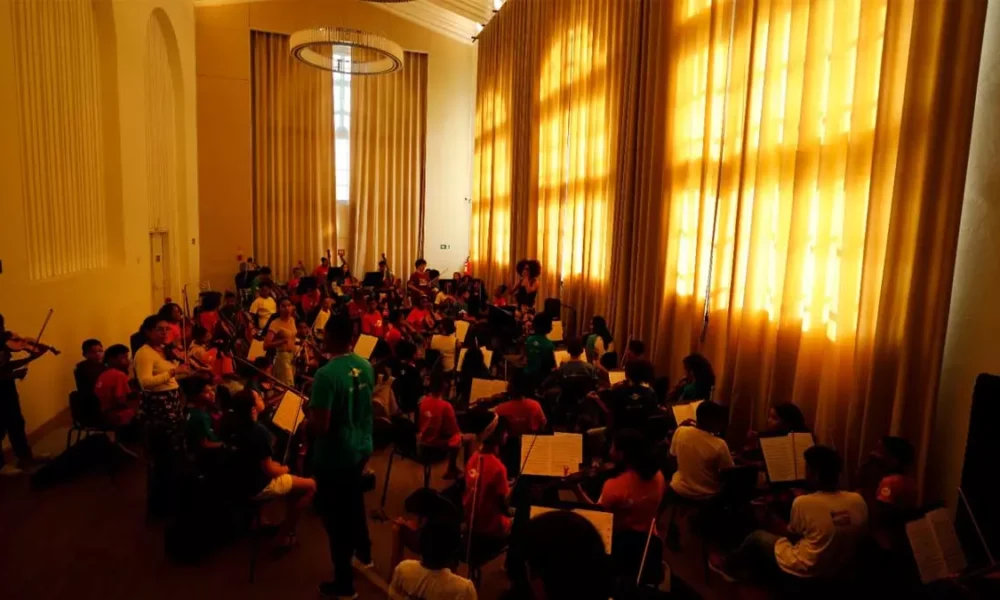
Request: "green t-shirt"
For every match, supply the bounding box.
[524,334,556,375]
[308,354,375,473]
[186,407,219,447]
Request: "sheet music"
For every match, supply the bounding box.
[608,370,626,386]
[520,434,583,477]
[554,350,571,367]
[458,348,494,372]
[469,378,508,406]
[671,400,702,425]
[547,320,564,342]
[791,433,814,481]
[353,334,378,360]
[759,436,797,483]
[247,339,266,361]
[271,390,306,433]
[530,506,613,554]
[907,516,949,584]
[455,320,470,343]
[928,508,968,575]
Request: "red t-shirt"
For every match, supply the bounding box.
[94,368,131,413]
[407,308,433,332]
[876,474,918,510]
[493,398,547,436]
[385,326,403,351]
[198,310,220,335]
[301,290,321,316]
[408,271,431,300]
[347,300,366,321]
[417,395,461,448]
[362,311,386,337]
[599,469,666,533]
[463,451,511,537]
[313,265,329,279]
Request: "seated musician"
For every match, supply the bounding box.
[390,516,476,600]
[584,316,614,364]
[312,296,335,338]
[574,429,666,584]
[361,295,386,338]
[384,310,406,352]
[859,436,918,550]
[430,318,458,373]
[346,289,367,321]
[232,388,317,549]
[391,340,424,416]
[219,291,239,325]
[493,372,547,437]
[595,352,619,390]
[667,352,716,402]
[299,277,322,320]
[418,369,467,479]
[556,338,597,382]
[597,359,660,435]
[620,339,646,368]
[434,281,456,308]
[75,338,106,397]
[710,445,868,583]
[249,281,277,330]
[463,417,512,544]
[743,402,809,457]
[523,313,556,384]
[93,344,139,428]
[668,400,733,500]
[286,265,305,303]
[313,256,331,280]
[457,346,490,402]
[187,326,215,372]
[197,292,222,335]
[408,258,432,303]
[407,296,436,334]
[250,266,274,297]
[183,376,224,456]
[491,284,509,307]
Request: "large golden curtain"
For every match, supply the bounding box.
[348,52,427,275]
[251,31,336,281]
[473,0,987,490]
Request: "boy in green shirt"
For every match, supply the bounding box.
[524,313,556,378]
[309,314,375,599]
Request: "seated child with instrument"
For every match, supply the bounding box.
[463,417,513,542]
[669,400,733,500]
[93,344,139,428]
[418,370,467,479]
[390,516,477,600]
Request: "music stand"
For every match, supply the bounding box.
[361,271,384,288]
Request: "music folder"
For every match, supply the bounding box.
[469,378,508,406]
[671,400,702,425]
[759,432,815,482]
[353,334,378,360]
[608,370,626,386]
[530,505,613,554]
[520,433,583,478]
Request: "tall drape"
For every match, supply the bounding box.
[472,0,987,492]
[348,52,427,275]
[251,31,336,281]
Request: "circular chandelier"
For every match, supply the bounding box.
[289,27,404,75]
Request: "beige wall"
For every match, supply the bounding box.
[0,0,199,434]
[930,0,1000,511]
[195,0,477,288]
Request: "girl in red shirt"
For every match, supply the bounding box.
[463,417,512,539]
[417,371,466,479]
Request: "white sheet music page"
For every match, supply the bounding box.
[927,508,968,575]
[907,516,949,583]
[554,350,571,367]
[247,339,266,361]
[759,436,797,483]
[271,391,306,433]
[547,320,564,342]
[549,433,583,477]
[520,435,553,476]
[791,433,814,480]
[469,378,507,406]
[671,401,702,425]
[458,348,494,372]
[353,334,378,360]
[455,320,470,343]
[530,506,614,554]
[608,371,626,386]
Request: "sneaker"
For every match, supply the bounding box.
[0,464,24,477]
[707,557,738,583]
[318,581,358,599]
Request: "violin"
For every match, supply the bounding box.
[4,333,61,356]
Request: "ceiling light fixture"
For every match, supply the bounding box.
[290,27,404,75]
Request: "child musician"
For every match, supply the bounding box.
[463,417,512,545]
[417,370,467,479]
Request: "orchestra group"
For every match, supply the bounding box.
[0,254,929,600]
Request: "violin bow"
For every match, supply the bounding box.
[35,309,54,344]
[636,517,658,586]
[464,452,485,574]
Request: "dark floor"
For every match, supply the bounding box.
[0,427,768,600]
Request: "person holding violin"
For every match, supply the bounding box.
[0,313,55,475]
[667,352,716,403]
[408,258,432,303]
[135,314,193,452]
[264,297,298,387]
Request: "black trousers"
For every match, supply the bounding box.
[316,460,372,587]
[0,383,32,467]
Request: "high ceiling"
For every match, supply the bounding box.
[192,0,494,45]
[372,0,493,45]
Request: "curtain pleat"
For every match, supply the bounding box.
[348,51,427,275]
[472,0,987,493]
[251,31,336,281]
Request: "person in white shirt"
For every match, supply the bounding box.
[668,401,734,499]
[710,445,869,583]
[429,318,458,373]
[389,517,476,600]
[249,281,277,331]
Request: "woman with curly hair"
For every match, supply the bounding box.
[513,259,541,309]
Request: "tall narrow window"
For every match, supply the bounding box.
[333,51,351,203]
